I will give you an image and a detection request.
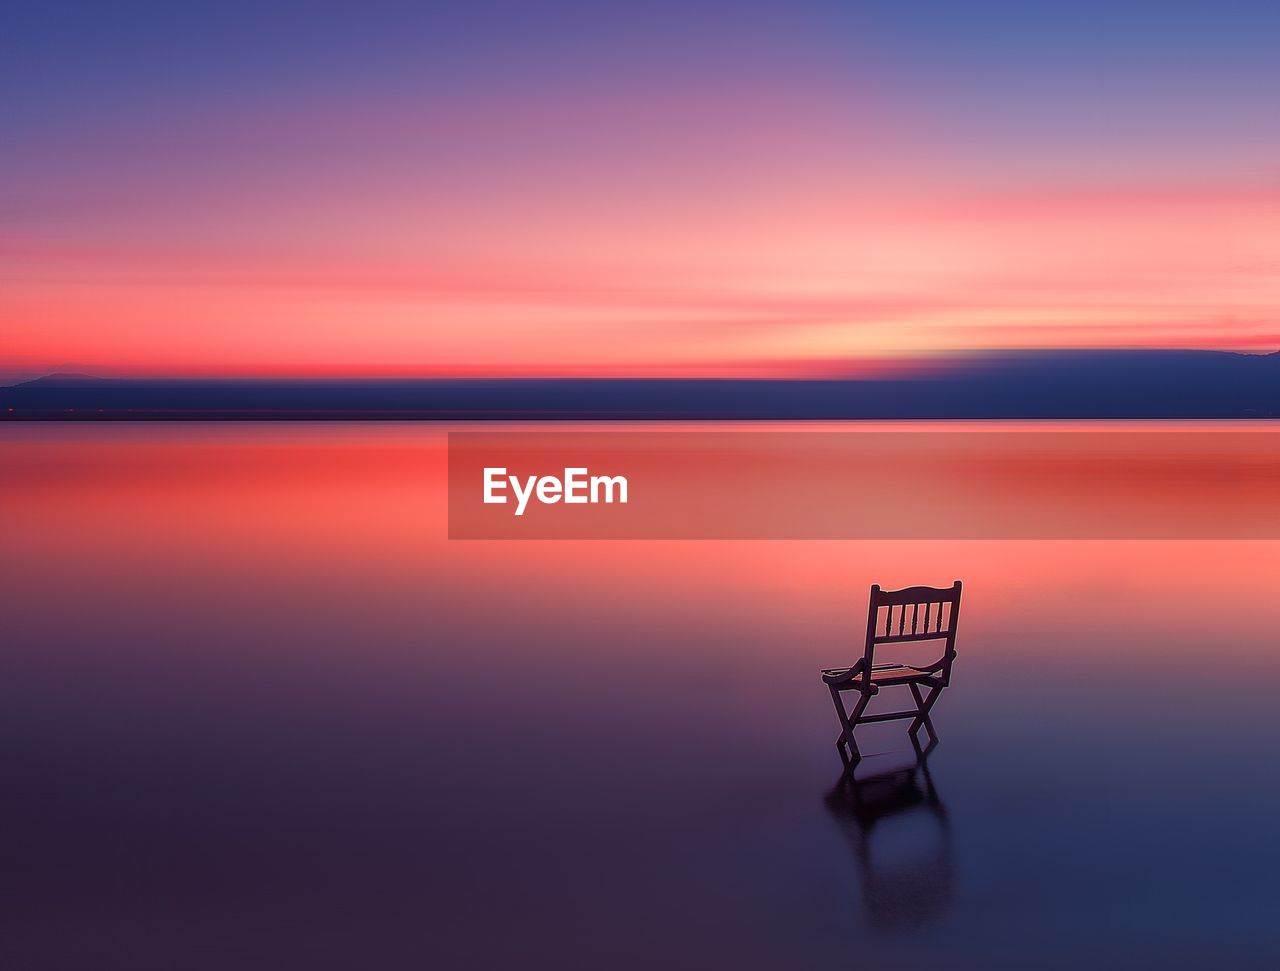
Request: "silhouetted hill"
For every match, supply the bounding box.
[16,372,105,387]
[2,350,1277,419]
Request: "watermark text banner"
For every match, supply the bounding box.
[448,429,1280,539]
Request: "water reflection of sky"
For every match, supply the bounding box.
[1,422,1278,968]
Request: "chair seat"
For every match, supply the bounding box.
[823,663,940,688]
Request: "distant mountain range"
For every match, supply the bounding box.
[2,350,1278,419]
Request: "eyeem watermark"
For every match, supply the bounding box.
[449,429,1280,539]
[483,467,629,516]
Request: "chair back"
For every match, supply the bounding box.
[862,581,962,685]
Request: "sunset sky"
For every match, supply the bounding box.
[4,0,1279,380]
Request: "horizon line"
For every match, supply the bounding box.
[6,346,1279,388]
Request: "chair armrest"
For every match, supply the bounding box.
[822,659,865,685]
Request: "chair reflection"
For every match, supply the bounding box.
[823,747,953,930]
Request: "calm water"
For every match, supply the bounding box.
[2,422,1279,969]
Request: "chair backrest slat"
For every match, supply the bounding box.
[861,581,963,685]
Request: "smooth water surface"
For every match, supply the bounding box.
[2,422,1278,969]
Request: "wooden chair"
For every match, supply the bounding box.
[822,581,962,769]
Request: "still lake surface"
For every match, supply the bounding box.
[2,422,1278,969]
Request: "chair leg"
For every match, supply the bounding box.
[831,686,872,769]
[908,682,943,746]
[909,722,940,761]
